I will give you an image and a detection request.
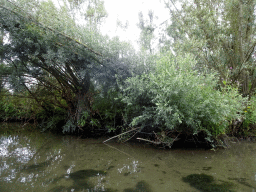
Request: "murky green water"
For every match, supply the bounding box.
[0,123,256,192]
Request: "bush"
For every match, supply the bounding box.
[119,52,245,141]
[0,90,67,132]
[37,107,67,132]
[0,90,37,121]
[235,95,256,136]
[91,89,126,132]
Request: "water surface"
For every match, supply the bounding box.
[0,123,256,192]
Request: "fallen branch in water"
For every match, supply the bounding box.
[136,137,162,145]
[122,130,139,143]
[137,133,181,147]
[103,127,140,143]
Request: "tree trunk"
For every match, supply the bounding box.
[0,29,3,63]
[241,70,249,96]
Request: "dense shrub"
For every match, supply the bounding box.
[62,89,126,134]
[0,90,67,132]
[0,92,33,121]
[233,95,256,137]
[119,53,246,141]
[91,89,126,132]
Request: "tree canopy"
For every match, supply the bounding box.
[164,0,256,96]
[0,0,142,132]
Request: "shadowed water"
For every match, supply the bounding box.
[0,123,256,192]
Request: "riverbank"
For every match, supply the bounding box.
[1,121,256,151]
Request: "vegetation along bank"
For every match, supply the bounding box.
[1,0,256,148]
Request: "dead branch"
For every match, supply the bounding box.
[103,127,140,143]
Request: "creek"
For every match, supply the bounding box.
[0,123,256,192]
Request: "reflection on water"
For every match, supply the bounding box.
[183,173,234,192]
[50,169,109,192]
[0,123,256,192]
[124,181,152,192]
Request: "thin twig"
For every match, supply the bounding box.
[136,137,162,145]
[173,133,181,142]
[103,143,134,158]
[137,133,181,146]
[122,130,139,143]
[103,127,140,143]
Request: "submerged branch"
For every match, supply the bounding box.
[103,143,134,158]
[103,127,140,143]
[136,138,161,145]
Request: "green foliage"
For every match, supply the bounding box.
[36,107,67,132]
[0,88,67,132]
[120,53,245,139]
[165,0,256,96]
[0,0,105,133]
[92,89,125,132]
[2,102,16,119]
[0,90,34,121]
[89,118,100,127]
[76,110,100,128]
[0,0,148,134]
[3,0,253,143]
[62,119,77,133]
[78,111,90,127]
[238,95,256,136]
[137,10,156,54]
[119,74,154,128]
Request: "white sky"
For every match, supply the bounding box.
[52,0,171,50]
[101,0,170,50]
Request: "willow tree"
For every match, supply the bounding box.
[165,0,256,97]
[0,0,146,132]
[0,0,104,131]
